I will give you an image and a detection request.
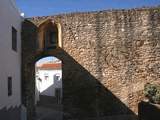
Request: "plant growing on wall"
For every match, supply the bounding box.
[144,83,160,104]
[154,6,160,13]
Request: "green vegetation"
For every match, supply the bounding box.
[144,83,160,104]
[154,6,160,13]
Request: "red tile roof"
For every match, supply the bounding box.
[38,63,61,70]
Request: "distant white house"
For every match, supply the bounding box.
[35,62,62,104]
[0,0,22,120]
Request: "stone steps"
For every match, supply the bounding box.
[38,95,58,105]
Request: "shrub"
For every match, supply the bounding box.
[144,83,160,104]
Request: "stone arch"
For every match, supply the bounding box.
[34,50,64,64]
[35,54,63,104]
[21,19,65,120]
[22,19,102,120]
[37,19,62,51]
[22,49,66,120]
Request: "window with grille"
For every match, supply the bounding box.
[8,77,12,96]
[12,27,17,51]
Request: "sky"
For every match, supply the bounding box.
[36,56,61,66]
[16,0,160,17]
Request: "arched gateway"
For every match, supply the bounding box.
[21,8,160,120]
[22,18,135,120]
[21,19,65,120]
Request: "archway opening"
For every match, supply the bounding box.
[35,56,63,120]
[37,19,62,51]
[44,22,58,50]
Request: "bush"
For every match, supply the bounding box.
[144,83,160,104]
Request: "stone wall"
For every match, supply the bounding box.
[138,101,160,120]
[21,20,37,120]
[23,7,160,120]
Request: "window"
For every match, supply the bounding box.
[44,73,49,80]
[12,27,17,51]
[54,74,60,81]
[8,77,12,96]
[44,76,49,80]
[44,24,58,50]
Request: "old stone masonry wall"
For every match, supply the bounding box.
[29,7,160,120]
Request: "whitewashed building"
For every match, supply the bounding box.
[0,0,23,120]
[35,62,62,104]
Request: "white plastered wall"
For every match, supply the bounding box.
[0,0,22,109]
[35,69,62,103]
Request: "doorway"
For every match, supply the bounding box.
[35,56,63,120]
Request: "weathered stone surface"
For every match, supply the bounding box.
[22,7,160,120]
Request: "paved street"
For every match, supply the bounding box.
[36,95,63,120]
[37,107,63,120]
[36,104,63,120]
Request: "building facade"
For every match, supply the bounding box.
[35,62,62,104]
[0,0,22,120]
